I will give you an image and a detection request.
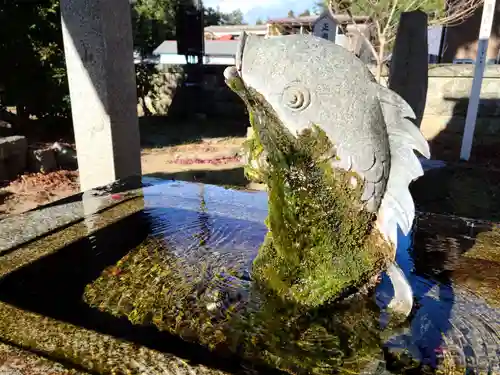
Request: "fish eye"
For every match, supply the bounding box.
[282,84,311,112]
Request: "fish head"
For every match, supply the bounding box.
[224,32,375,140]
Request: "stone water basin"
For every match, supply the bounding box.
[0,177,498,375]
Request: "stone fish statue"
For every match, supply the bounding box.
[224,33,430,317]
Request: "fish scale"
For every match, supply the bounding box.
[224,32,431,318]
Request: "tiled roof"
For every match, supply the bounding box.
[268,14,370,25]
[153,40,239,56]
[204,24,267,33]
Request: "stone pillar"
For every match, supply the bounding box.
[388,10,429,128]
[60,0,141,192]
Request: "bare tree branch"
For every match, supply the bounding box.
[432,0,484,26]
[325,0,483,82]
[382,0,399,37]
[327,0,380,64]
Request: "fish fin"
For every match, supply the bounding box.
[386,262,413,318]
[375,85,430,248]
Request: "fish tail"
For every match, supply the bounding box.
[375,85,431,248]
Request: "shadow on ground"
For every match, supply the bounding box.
[0,190,13,215]
[428,98,500,168]
[0,110,75,144]
[145,167,251,189]
[139,116,248,149]
[411,163,500,221]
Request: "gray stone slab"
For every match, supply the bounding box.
[60,0,141,191]
[28,148,57,173]
[0,136,27,180]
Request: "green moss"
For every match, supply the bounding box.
[242,131,267,183]
[227,76,393,307]
[83,238,409,374]
[466,226,500,263]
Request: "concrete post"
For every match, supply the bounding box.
[388,10,429,128]
[60,0,141,192]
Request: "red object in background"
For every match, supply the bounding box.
[217,34,234,40]
[111,194,122,200]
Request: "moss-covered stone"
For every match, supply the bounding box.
[241,130,267,183]
[226,76,393,307]
[83,237,411,375]
[465,226,500,263]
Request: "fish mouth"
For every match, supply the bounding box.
[223,32,247,84]
[235,31,248,75]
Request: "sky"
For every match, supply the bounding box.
[203,0,318,24]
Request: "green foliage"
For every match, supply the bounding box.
[0,0,240,125]
[204,7,224,26]
[220,9,246,25]
[204,7,245,27]
[0,0,70,119]
[131,0,177,56]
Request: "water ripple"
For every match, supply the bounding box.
[82,188,500,375]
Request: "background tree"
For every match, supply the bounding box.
[220,9,246,25]
[288,10,296,18]
[324,0,483,82]
[0,0,69,120]
[204,7,223,26]
[256,18,264,25]
[131,0,178,57]
[0,0,243,124]
[299,9,312,17]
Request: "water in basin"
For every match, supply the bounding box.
[0,178,498,375]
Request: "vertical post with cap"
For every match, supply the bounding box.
[460,0,497,161]
[388,10,429,129]
[60,0,142,192]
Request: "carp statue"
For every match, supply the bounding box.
[224,33,430,318]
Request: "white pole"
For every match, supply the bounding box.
[460,0,497,160]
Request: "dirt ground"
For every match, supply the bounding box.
[0,135,250,218]
[1,114,500,220]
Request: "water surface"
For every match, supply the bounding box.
[0,178,498,375]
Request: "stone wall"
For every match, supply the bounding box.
[410,65,500,164]
[138,65,247,119]
[370,65,500,136]
[146,63,500,162]
[136,65,183,117]
[150,64,500,129]
[419,65,500,140]
[370,64,500,163]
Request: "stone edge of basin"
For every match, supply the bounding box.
[0,196,235,375]
[0,177,270,255]
[0,301,233,375]
[0,187,144,254]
